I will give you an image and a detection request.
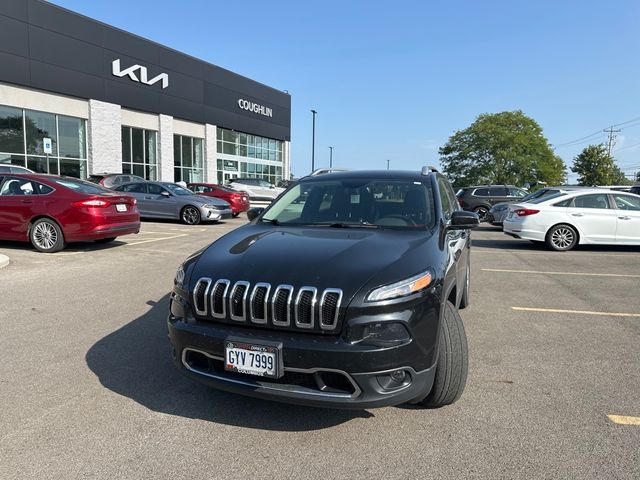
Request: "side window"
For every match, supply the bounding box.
[259,180,272,188]
[438,178,455,220]
[36,183,54,195]
[473,188,489,197]
[510,188,527,198]
[148,184,166,195]
[613,194,640,211]
[489,187,508,196]
[122,183,147,194]
[573,194,610,209]
[553,198,573,207]
[192,185,204,193]
[0,177,37,196]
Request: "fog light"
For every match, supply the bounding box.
[390,369,406,382]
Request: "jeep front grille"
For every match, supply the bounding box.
[191,279,344,333]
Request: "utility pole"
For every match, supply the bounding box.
[311,110,317,173]
[603,126,621,156]
[386,159,390,170]
[329,146,334,168]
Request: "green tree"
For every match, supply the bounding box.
[439,110,566,187]
[571,144,631,186]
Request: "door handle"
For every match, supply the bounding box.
[618,216,631,220]
[21,199,33,204]
[145,196,152,199]
[571,213,584,217]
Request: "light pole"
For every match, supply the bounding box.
[329,146,334,168]
[387,159,390,170]
[311,109,317,173]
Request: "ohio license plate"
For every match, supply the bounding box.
[225,341,280,378]
[116,204,127,212]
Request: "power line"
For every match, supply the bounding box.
[554,115,640,148]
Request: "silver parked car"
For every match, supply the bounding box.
[488,186,585,226]
[114,181,232,224]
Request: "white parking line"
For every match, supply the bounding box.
[483,268,640,278]
[512,307,640,318]
[608,415,640,426]
[474,249,637,258]
[125,234,188,246]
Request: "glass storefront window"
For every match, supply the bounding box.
[215,127,285,185]
[0,106,25,154]
[122,126,158,180]
[0,105,87,178]
[174,134,204,183]
[25,110,57,156]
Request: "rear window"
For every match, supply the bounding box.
[54,178,113,194]
[529,192,566,204]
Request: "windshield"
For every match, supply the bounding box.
[164,183,194,196]
[261,179,435,229]
[521,188,558,202]
[54,178,113,194]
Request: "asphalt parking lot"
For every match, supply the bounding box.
[1,221,639,479]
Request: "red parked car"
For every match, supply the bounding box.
[0,174,140,253]
[187,183,250,217]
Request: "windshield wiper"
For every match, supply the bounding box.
[325,222,379,229]
[261,218,280,225]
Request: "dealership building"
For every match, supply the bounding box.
[0,0,291,185]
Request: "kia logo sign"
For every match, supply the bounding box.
[238,99,273,118]
[112,59,169,89]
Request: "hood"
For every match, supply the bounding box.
[190,224,435,301]
[184,194,228,206]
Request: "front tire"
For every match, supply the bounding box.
[30,218,65,253]
[181,206,201,225]
[419,300,469,408]
[546,224,578,251]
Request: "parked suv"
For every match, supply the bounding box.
[168,168,479,408]
[226,177,284,201]
[456,185,528,221]
[631,183,640,196]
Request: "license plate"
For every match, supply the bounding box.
[507,211,514,219]
[116,204,127,212]
[225,341,280,378]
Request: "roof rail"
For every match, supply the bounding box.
[421,166,439,175]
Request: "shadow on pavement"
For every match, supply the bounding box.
[85,294,373,431]
[0,239,126,253]
[472,237,640,253]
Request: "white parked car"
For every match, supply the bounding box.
[226,177,284,201]
[503,189,640,250]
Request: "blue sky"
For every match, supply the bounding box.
[51,0,640,182]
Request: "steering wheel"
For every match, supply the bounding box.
[377,214,416,226]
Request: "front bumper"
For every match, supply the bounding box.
[167,293,440,409]
[488,209,508,225]
[201,207,233,221]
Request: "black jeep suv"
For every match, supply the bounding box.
[168,168,479,409]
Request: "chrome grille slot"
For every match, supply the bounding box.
[210,279,230,318]
[229,281,250,321]
[250,283,271,324]
[272,285,293,326]
[319,289,343,330]
[295,287,317,329]
[192,278,212,316]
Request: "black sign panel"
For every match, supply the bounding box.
[0,0,291,141]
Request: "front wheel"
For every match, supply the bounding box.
[181,206,201,225]
[30,218,65,253]
[546,224,578,251]
[419,300,469,408]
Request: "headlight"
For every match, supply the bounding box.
[174,264,185,288]
[366,270,432,302]
[203,204,215,209]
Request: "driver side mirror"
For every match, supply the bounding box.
[447,210,479,230]
[160,191,171,197]
[246,207,264,221]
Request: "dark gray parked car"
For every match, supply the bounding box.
[114,182,232,224]
[456,185,528,221]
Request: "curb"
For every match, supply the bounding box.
[0,254,9,269]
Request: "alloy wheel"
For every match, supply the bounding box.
[474,207,488,222]
[551,227,574,249]
[32,221,58,250]
[182,207,200,225]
